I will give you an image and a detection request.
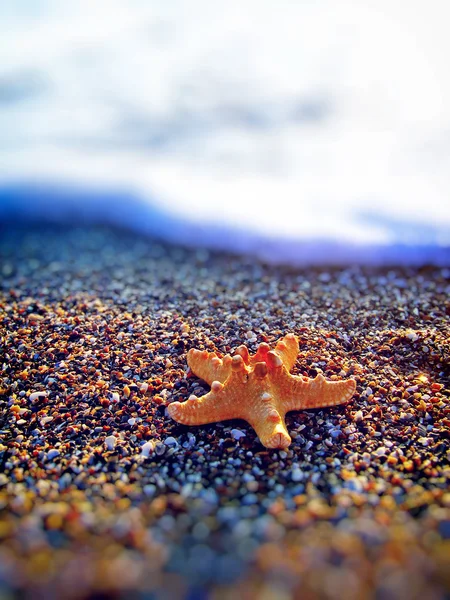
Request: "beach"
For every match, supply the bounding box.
[0,224,449,599]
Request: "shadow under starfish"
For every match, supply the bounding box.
[167,333,356,449]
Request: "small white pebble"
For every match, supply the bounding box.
[291,468,303,482]
[141,441,154,458]
[373,447,386,457]
[406,331,419,342]
[29,391,48,402]
[128,418,136,426]
[105,435,117,451]
[140,382,149,394]
[111,392,120,403]
[354,410,363,422]
[418,437,432,447]
[40,416,53,426]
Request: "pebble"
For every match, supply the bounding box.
[143,484,157,496]
[242,493,258,506]
[155,442,166,456]
[372,447,386,457]
[406,331,419,342]
[141,441,154,457]
[354,410,363,422]
[29,391,48,402]
[291,468,303,482]
[164,437,178,447]
[105,435,117,451]
[231,428,246,440]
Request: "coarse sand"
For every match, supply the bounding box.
[0,224,449,599]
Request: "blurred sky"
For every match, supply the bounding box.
[1,0,450,253]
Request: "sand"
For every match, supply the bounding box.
[0,224,449,599]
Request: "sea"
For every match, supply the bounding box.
[1,1,450,265]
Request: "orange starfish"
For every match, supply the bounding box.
[167,334,356,449]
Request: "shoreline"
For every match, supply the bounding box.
[1,186,450,269]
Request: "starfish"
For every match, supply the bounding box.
[167,333,356,449]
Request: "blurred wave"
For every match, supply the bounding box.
[1,182,449,266]
[1,1,449,264]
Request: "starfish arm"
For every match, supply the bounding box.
[248,411,291,449]
[274,333,299,372]
[167,359,250,426]
[167,392,232,425]
[286,373,356,411]
[187,349,232,385]
[238,370,292,449]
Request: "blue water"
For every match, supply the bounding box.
[1,1,450,265]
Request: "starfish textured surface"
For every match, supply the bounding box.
[167,334,357,449]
